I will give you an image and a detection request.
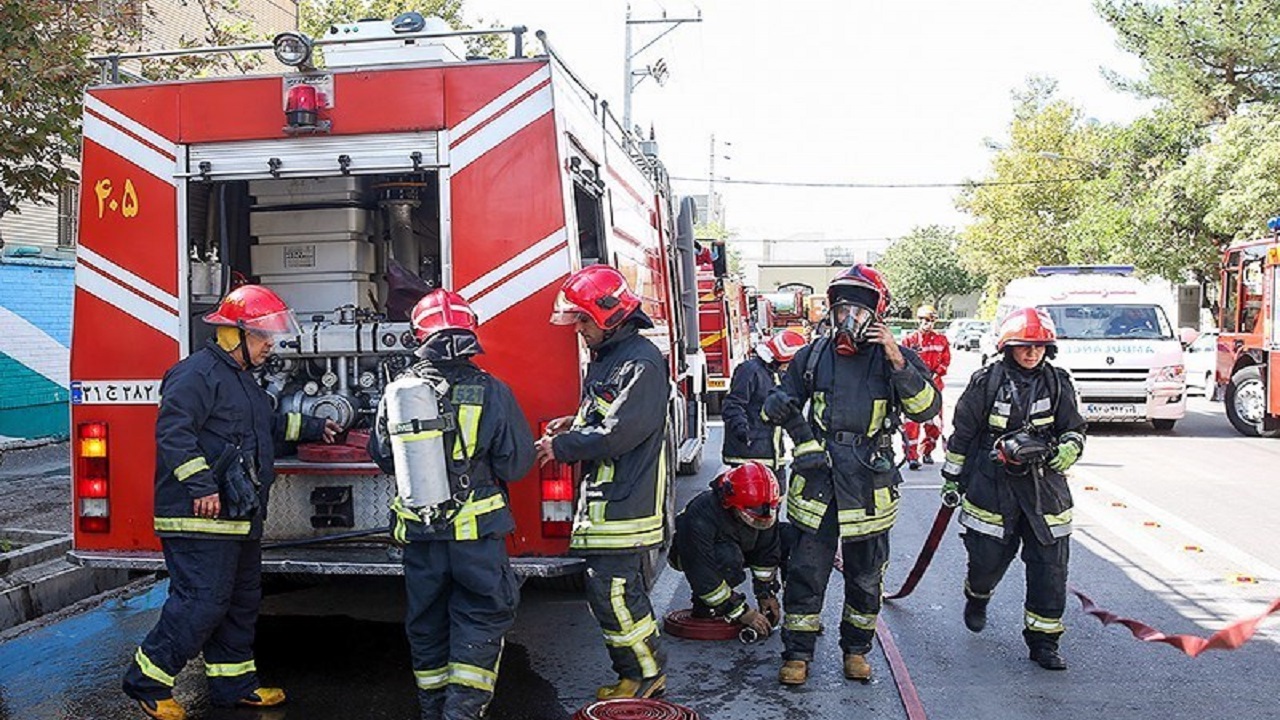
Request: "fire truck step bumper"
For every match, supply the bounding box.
[68,549,584,578]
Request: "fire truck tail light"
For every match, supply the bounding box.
[539,421,576,538]
[76,422,110,534]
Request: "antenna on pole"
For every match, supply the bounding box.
[622,3,701,133]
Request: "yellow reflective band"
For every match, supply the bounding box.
[751,566,777,581]
[988,413,1008,429]
[135,648,175,687]
[1031,416,1054,427]
[842,604,878,631]
[836,488,899,537]
[205,659,256,677]
[454,492,506,541]
[608,577,659,677]
[285,412,302,441]
[1025,611,1065,634]
[900,383,936,415]
[414,666,449,690]
[154,517,251,535]
[452,404,482,461]
[783,614,821,632]
[724,456,779,469]
[394,430,443,443]
[700,581,732,607]
[794,440,823,456]
[448,662,497,692]
[868,399,887,436]
[602,615,659,648]
[961,499,1002,527]
[1045,509,1072,526]
[174,456,209,482]
[945,451,965,465]
[813,392,828,431]
[964,579,993,600]
[786,474,828,531]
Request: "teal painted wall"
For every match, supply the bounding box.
[0,257,73,446]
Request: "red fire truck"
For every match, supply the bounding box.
[68,17,707,581]
[760,283,814,339]
[1217,217,1280,438]
[695,242,751,412]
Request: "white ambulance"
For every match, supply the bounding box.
[983,266,1187,430]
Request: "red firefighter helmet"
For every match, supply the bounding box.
[827,264,890,317]
[201,284,300,337]
[410,289,479,342]
[996,307,1057,351]
[550,264,641,330]
[713,461,781,530]
[757,329,806,364]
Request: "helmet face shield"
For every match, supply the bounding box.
[833,303,875,343]
[734,505,778,530]
[240,308,301,339]
[550,290,591,326]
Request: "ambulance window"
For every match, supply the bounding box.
[1241,258,1264,333]
[574,180,606,265]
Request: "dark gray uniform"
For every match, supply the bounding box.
[370,332,535,720]
[670,490,781,619]
[551,315,669,683]
[942,359,1086,653]
[721,355,786,476]
[765,338,939,662]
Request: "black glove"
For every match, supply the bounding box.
[762,391,797,424]
[791,447,829,473]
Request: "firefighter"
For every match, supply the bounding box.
[123,285,338,720]
[368,289,536,720]
[901,304,951,470]
[536,264,670,700]
[669,461,783,637]
[941,307,1086,671]
[762,264,940,686]
[721,329,807,481]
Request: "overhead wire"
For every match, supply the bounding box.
[670,175,1094,189]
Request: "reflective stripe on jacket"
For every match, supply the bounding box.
[720,356,784,467]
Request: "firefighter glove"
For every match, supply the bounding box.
[758,595,782,627]
[762,391,798,424]
[1048,441,1081,472]
[737,607,772,637]
[940,479,963,508]
[791,446,828,473]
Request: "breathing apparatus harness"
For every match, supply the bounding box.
[802,335,903,479]
[985,360,1062,515]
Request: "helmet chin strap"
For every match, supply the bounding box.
[237,326,255,369]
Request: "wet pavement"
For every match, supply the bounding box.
[0,443,70,534]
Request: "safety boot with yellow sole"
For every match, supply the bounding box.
[237,688,287,707]
[136,698,186,720]
[596,674,666,700]
[843,653,872,681]
[778,660,808,685]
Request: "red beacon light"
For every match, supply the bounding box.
[285,84,319,128]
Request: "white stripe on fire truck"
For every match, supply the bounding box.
[83,113,179,187]
[76,263,180,342]
[83,95,178,160]
[450,65,552,142]
[450,84,554,174]
[458,228,568,301]
[78,246,180,314]
[469,246,571,327]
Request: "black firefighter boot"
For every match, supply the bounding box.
[963,597,988,633]
[1029,645,1067,671]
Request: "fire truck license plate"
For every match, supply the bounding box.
[1085,403,1141,418]
[71,380,162,405]
[708,379,728,391]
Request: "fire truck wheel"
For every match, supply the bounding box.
[1225,366,1280,438]
[1151,419,1176,431]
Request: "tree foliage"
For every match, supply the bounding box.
[1096,0,1280,122]
[877,225,982,316]
[300,0,509,58]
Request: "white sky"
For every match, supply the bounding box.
[464,0,1153,257]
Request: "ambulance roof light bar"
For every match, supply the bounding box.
[1268,216,1280,238]
[1035,265,1135,277]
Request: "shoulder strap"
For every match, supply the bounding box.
[803,337,828,397]
[983,361,1006,414]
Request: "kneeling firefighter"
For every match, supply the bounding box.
[721,330,807,486]
[669,461,783,639]
[369,289,536,720]
[941,307,1086,670]
[763,265,941,685]
[123,285,338,720]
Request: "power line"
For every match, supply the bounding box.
[670,175,1092,189]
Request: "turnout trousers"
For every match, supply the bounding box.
[405,537,519,720]
[122,538,262,706]
[962,514,1069,650]
[782,505,890,661]
[584,553,665,681]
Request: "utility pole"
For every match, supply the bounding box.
[622,3,701,133]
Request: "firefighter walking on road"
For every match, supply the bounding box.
[941,307,1086,671]
[536,265,670,700]
[721,330,807,483]
[901,304,951,470]
[669,462,783,638]
[369,289,535,720]
[762,265,940,686]
[123,285,338,720]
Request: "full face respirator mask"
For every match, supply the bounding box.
[832,303,876,355]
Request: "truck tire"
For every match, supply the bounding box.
[1225,366,1280,438]
[1151,419,1176,431]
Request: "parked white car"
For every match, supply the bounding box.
[1184,330,1219,396]
[946,319,989,350]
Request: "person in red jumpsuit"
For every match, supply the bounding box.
[901,304,950,470]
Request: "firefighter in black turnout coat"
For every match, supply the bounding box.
[942,307,1086,671]
[721,330,807,481]
[537,265,670,700]
[124,285,336,720]
[670,461,784,638]
[763,265,941,686]
[369,289,535,720]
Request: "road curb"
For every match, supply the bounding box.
[0,551,134,632]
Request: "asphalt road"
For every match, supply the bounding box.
[2,350,1279,719]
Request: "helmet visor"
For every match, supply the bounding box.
[550,290,590,326]
[734,506,778,530]
[833,304,875,342]
[240,308,301,338]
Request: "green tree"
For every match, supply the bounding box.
[300,0,509,58]
[1096,0,1280,122]
[877,225,982,316]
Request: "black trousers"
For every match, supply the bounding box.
[584,553,665,681]
[122,538,261,706]
[781,505,890,661]
[963,516,1070,650]
[404,537,519,720]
